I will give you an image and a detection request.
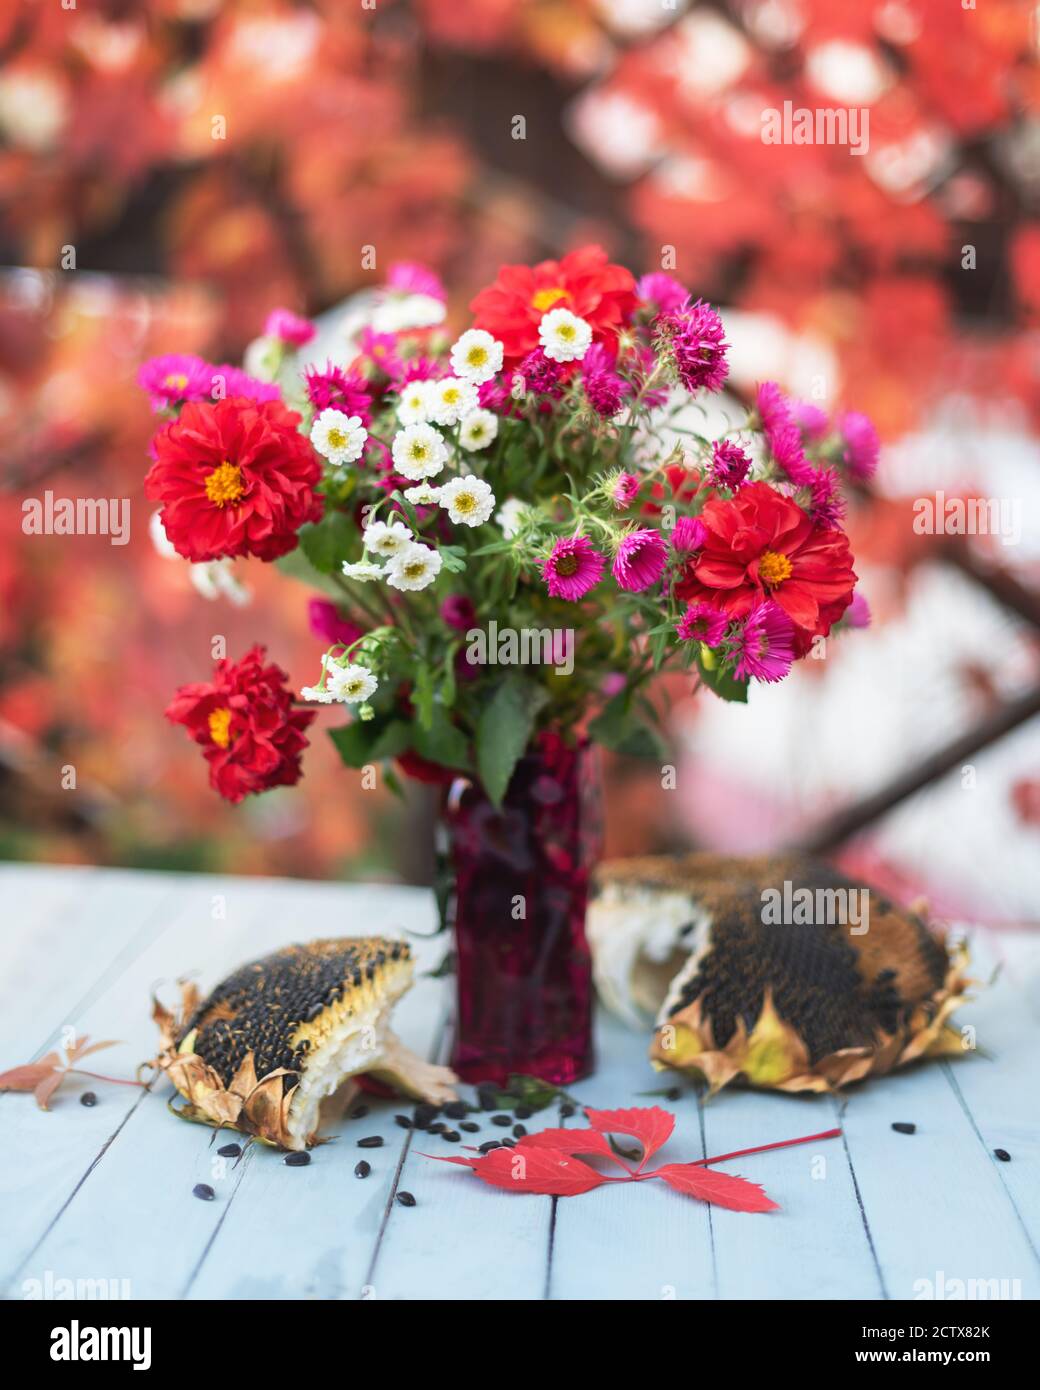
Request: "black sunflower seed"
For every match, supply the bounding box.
[428,1121,446,1134]
[492,1114,512,1127]
[79,1092,97,1107]
[396,1191,416,1207]
[354,1160,371,1178]
[559,1102,576,1118]
[477,1083,499,1110]
[441,1130,460,1143]
[501,1137,516,1148]
[217,1143,242,1158]
[994,1148,1011,1162]
[513,1124,527,1138]
[358,1135,384,1148]
[394,1114,412,1129]
[666,1087,681,1101]
[460,1121,480,1133]
[478,1140,501,1154]
[285,1151,310,1166]
[443,1101,467,1119]
[514,1105,532,1119]
[350,1104,370,1120]
[891,1122,916,1135]
[413,1102,439,1126]
[192,1183,215,1202]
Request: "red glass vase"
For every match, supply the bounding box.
[437,736,601,1085]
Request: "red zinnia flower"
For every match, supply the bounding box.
[145,397,323,563]
[165,645,314,804]
[674,481,856,656]
[470,244,637,364]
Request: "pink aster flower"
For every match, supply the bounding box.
[708,439,751,490]
[637,272,688,316]
[582,343,629,417]
[755,382,815,486]
[304,361,373,423]
[542,536,606,601]
[611,473,640,508]
[838,411,880,480]
[440,595,477,631]
[844,591,872,629]
[808,466,846,530]
[731,601,795,683]
[613,528,667,593]
[791,400,829,439]
[264,308,315,346]
[386,262,446,302]
[308,598,364,648]
[656,298,729,394]
[357,328,404,379]
[677,602,728,646]
[671,515,708,553]
[138,354,214,412]
[518,349,565,398]
[210,365,281,404]
[478,376,513,412]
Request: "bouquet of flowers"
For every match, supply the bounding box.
[141,246,874,1081]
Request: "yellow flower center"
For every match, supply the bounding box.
[532,286,568,312]
[758,549,793,586]
[466,346,488,367]
[556,322,576,341]
[208,707,233,748]
[327,428,346,449]
[454,492,476,514]
[409,442,429,461]
[442,387,461,405]
[204,460,245,507]
[403,560,426,580]
[164,373,189,390]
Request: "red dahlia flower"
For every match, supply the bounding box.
[145,397,323,563]
[470,244,637,363]
[166,645,314,804]
[674,482,856,656]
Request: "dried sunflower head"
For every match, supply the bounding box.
[589,853,972,1093]
[151,937,457,1149]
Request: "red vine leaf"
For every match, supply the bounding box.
[650,1162,779,1213]
[34,1070,65,1111]
[0,1063,56,1093]
[423,1145,607,1197]
[584,1106,675,1170]
[516,1126,630,1169]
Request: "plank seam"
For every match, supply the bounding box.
[696,1094,719,1301]
[832,1095,889,1300]
[180,1141,258,1298]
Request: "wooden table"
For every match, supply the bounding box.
[1,864,1037,1301]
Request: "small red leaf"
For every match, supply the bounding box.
[651,1162,779,1213]
[422,1146,607,1197]
[69,1039,120,1063]
[584,1106,675,1169]
[0,1064,56,1093]
[516,1127,630,1169]
[33,1070,66,1111]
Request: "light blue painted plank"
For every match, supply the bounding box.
[548,1010,716,1301]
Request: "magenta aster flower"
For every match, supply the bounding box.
[582,343,629,417]
[677,602,728,646]
[839,411,880,480]
[671,515,707,553]
[844,591,872,629]
[440,594,477,631]
[307,598,363,648]
[210,365,280,403]
[386,262,446,302]
[731,601,795,684]
[304,361,373,423]
[637,272,688,316]
[264,308,315,346]
[518,349,565,398]
[708,439,751,490]
[657,298,729,393]
[613,528,667,593]
[357,328,404,379]
[791,399,829,439]
[137,354,214,412]
[808,466,846,530]
[542,536,605,601]
[611,473,640,508]
[756,382,814,486]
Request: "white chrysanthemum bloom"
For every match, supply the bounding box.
[428,376,479,427]
[385,543,444,592]
[300,684,336,704]
[459,408,499,452]
[403,483,442,505]
[450,329,504,384]
[539,308,592,362]
[438,476,496,528]
[391,422,449,480]
[149,509,179,559]
[311,408,367,464]
[396,379,434,425]
[372,294,445,335]
[342,560,385,582]
[496,497,529,538]
[190,561,252,607]
[326,662,379,704]
[364,519,413,559]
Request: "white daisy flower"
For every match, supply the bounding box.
[495,497,529,538]
[372,294,445,335]
[450,329,504,384]
[342,560,385,582]
[459,408,499,452]
[396,379,434,425]
[385,543,444,592]
[300,684,336,704]
[428,376,479,427]
[438,476,496,528]
[391,422,448,480]
[364,519,413,559]
[538,308,592,362]
[190,560,252,607]
[325,662,379,704]
[311,408,367,464]
[403,483,442,505]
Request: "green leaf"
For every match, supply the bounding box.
[369,721,413,760]
[475,674,548,807]
[298,511,355,575]
[413,705,471,771]
[413,664,435,731]
[588,694,669,759]
[328,720,376,768]
[696,653,749,704]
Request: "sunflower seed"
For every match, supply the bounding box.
[192,1183,215,1201]
[284,1151,310,1166]
[358,1135,384,1148]
[514,1105,532,1119]
[79,1092,97,1107]
[443,1101,468,1119]
[460,1121,480,1133]
[394,1114,412,1129]
[994,1148,1011,1162]
[350,1104,370,1120]
[441,1130,460,1143]
[396,1191,416,1207]
[217,1143,241,1158]
[891,1122,916,1135]
[492,1114,512,1127]
[513,1124,527,1138]
[354,1160,371,1178]
[478,1140,501,1154]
